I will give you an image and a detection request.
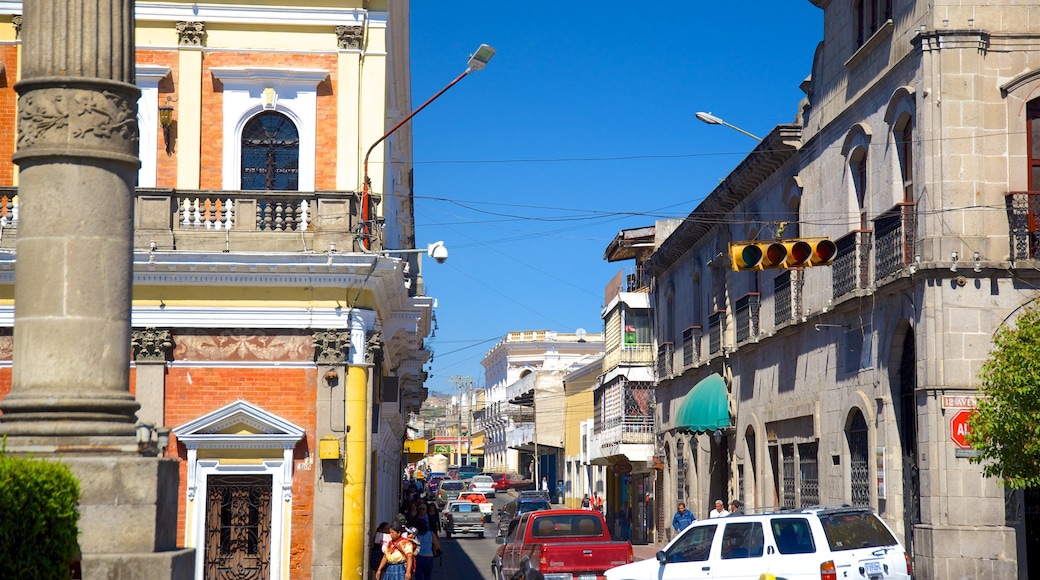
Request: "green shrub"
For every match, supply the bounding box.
[0,444,81,580]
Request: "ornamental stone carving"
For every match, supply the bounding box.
[313,329,350,365]
[366,331,383,366]
[15,85,140,160]
[132,328,174,362]
[176,21,205,47]
[336,25,364,50]
[12,15,21,40]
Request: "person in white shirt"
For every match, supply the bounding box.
[709,499,730,518]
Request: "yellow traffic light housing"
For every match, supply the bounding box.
[729,238,838,271]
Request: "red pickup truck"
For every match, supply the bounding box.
[491,509,633,580]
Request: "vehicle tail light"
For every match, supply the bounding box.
[627,542,634,563]
[445,514,453,524]
[820,560,837,580]
[905,552,913,577]
[539,544,550,573]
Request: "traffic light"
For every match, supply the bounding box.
[729,238,837,271]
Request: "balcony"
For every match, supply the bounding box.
[734,293,760,343]
[773,270,804,326]
[708,310,726,355]
[598,381,655,457]
[1006,191,1040,262]
[873,203,916,281]
[603,342,655,370]
[657,342,674,378]
[682,326,702,368]
[833,230,872,299]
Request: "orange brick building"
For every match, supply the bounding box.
[0,3,431,579]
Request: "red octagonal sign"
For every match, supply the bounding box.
[950,408,976,449]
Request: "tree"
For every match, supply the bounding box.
[967,304,1040,489]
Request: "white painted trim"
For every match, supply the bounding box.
[0,2,387,27]
[210,68,328,192]
[136,65,171,188]
[0,306,377,330]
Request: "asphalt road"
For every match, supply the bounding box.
[433,491,515,580]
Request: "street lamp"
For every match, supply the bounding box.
[360,44,497,249]
[374,241,449,264]
[695,111,762,141]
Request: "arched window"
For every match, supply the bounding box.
[676,437,687,503]
[241,112,300,191]
[1029,97,1040,191]
[850,147,868,229]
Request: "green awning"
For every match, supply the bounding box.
[675,373,731,432]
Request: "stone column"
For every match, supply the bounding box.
[0,0,140,441]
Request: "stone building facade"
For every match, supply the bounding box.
[0,2,433,579]
[647,1,1040,578]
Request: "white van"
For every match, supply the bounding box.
[605,506,911,580]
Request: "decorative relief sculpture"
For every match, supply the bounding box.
[335,25,364,50]
[132,328,174,362]
[16,87,139,155]
[176,21,205,47]
[365,331,383,366]
[313,330,350,365]
[12,15,20,40]
[174,330,312,362]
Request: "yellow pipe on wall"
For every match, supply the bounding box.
[342,364,369,580]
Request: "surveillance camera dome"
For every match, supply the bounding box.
[428,241,448,264]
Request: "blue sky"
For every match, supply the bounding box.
[408,3,824,395]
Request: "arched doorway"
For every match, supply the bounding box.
[895,327,920,555]
[846,409,870,506]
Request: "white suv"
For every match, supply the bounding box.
[606,506,912,580]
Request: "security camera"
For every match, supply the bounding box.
[427,241,448,264]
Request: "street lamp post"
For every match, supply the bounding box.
[360,44,496,250]
[695,111,762,141]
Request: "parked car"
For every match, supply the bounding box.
[492,509,633,580]
[489,473,522,492]
[445,501,486,538]
[458,464,480,480]
[605,505,912,580]
[469,474,497,498]
[497,497,552,537]
[517,489,550,501]
[436,479,467,506]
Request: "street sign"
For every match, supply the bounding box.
[950,409,975,449]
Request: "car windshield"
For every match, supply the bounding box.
[452,503,477,513]
[472,476,493,484]
[440,481,465,491]
[516,500,550,515]
[530,514,604,538]
[819,511,898,551]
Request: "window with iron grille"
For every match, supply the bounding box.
[782,444,795,509]
[709,311,725,355]
[676,438,687,503]
[798,442,819,507]
[855,0,893,46]
[833,231,871,298]
[774,271,792,326]
[735,293,760,343]
[657,342,674,378]
[682,326,701,368]
[848,411,870,506]
[241,112,300,191]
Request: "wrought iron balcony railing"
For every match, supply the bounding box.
[709,310,726,355]
[873,203,916,281]
[657,342,674,378]
[1006,191,1040,262]
[734,293,760,343]
[682,326,702,368]
[833,230,872,299]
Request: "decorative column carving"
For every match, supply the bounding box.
[366,331,383,367]
[11,15,21,40]
[132,328,174,362]
[313,329,351,365]
[0,0,141,439]
[336,25,364,50]
[176,21,206,47]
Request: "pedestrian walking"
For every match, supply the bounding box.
[728,499,744,516]
[581,494,591,510]
[593,493,604,514]
[709,499,730,518]
[412,518,441,580]
[370,522,391,575]
[541,476,549,492]
[375,522,417,580]
[617,502,632,541]
[425,503,441,535]
[672,502,696,532]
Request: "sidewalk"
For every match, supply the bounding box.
[631,542,666,562]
